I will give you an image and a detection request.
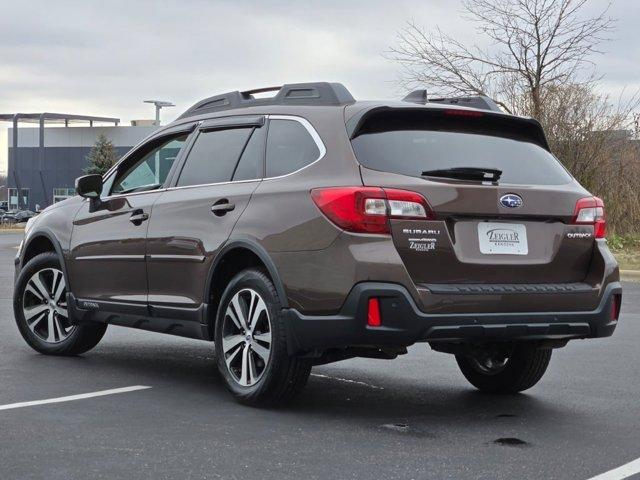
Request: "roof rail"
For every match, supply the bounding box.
[178,82,355,119]
[402,89,502,113]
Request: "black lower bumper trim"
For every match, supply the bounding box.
[422,282,594,295]
[285,281,622,354]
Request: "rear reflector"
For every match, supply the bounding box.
[367,297,382,327]
[572,196,606,238]
[311,187,434,234]
[611,294,622,321]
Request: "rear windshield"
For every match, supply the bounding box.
[351,111,572,185]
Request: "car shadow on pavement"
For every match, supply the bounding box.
[17,337,586,436]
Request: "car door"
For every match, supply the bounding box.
[145,116,266,321]
[67,125,194,312]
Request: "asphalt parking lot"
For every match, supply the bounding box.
[1,231,639,480]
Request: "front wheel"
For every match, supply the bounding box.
[14,252,107,355]
[214,269,312,406]
[456,344,552,393]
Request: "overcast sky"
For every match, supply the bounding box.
[1,0,639,174]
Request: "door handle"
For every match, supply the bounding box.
[129,211,149,225]
[211,200,235,216]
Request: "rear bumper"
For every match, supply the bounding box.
[285,281,622,354]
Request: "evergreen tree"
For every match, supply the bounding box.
[84,134,118,175]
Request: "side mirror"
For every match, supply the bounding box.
[75,174,103,199]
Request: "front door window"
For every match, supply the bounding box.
[111,135,188,195]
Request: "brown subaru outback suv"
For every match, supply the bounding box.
[13,82,622,405]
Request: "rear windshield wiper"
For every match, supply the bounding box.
[421,167,502,182]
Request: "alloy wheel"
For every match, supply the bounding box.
[22,268,75,343]
[469,353,509,375]
[221,288,272,387]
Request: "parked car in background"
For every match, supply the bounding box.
[2,209,36,224]
[12,82,621,406]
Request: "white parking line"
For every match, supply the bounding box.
[0,386,151,411]
[587,457,640,480]
[311,373,384,390]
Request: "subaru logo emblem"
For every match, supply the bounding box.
[500,194,523,208]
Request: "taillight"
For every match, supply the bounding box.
[311,187,434,234]
[572,196,606,238]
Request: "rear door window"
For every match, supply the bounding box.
[266,119,320,177]
[232,126,266,181]
[177,128,253,187]
[351,112,572,185]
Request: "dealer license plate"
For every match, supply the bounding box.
[478,222,528,255]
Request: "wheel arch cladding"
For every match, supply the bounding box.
[206,240,289,330]
[22,230,68,279]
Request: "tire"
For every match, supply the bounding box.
[456,344,552,394]
[13,251,107,356]
[214,268,312,406]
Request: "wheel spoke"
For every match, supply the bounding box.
[53,272,66,303]
[222,334,245,354]
[53,315,65,340]
[248,296,267,332]
[23,304,48,321]
[250,341,270,363]
[26,274,49,301]
[225,343,243,368]
[247,349,258,384]
[46,310,56,342]
[253,331,271,345]
[226,307,243,331]
[240,344,251,386]
[27,311,47,332]
[231,295,249,331]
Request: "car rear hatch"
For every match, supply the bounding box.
[349,106,597,285]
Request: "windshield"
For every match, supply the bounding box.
[351,114,572,186]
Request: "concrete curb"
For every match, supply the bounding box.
[620,270,640,282]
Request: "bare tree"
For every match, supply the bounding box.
[388,0,615,117]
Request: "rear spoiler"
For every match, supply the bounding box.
[346,105,551,151]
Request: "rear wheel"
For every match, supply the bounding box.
[456,344,552,393]
[14,252,107,355]
[214,269,312,406]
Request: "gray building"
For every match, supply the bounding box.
[1,113,158,210]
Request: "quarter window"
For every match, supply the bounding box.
[177,128,253,187]
[265,119,320,177]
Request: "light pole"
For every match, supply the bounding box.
[143,100,175,126]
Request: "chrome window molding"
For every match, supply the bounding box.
[263,115,326,180]
[165,178,261,192]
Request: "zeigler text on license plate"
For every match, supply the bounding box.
[478,222,528,255]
